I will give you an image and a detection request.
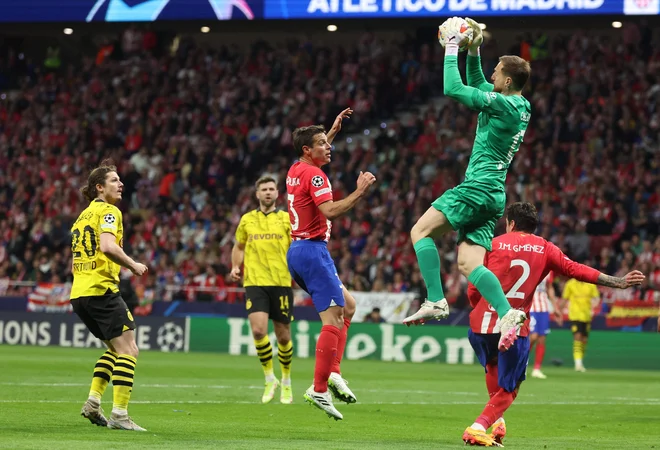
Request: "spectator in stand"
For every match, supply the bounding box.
[364,307,386,323]
[0,23,658,323]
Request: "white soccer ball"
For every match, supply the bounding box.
[438,17,474,52]
[157,322,184,352]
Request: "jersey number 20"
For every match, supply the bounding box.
[71,225,98,258]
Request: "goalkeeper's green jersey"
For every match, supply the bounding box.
[444,54,531,190]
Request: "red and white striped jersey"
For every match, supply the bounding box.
[286,161,333,242]
[468,232,600,337]
[530,272,553,313]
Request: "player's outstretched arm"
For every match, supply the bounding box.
[548,243,645,289]
[464,17,494,92]
[326,107,353,145]
[318,171,375,220]
[99,232,147,276]
[595,271,645,289]
[443,44,501,112]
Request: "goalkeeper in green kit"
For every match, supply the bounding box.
[403,17,532,352]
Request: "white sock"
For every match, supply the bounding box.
[495,417,505,425]
[87,395,100,406]
[471,423,486,432]
[575,359,583,367]
[265,373,276,383]
[281,377,291,386]
[111,407,127,417]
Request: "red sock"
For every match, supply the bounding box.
[534,341,546,370]
[314,325,340,392]
[485,362,499,399]
[331,318,351,374]
[476,388,518,430]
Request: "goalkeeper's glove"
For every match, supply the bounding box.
[438,17,472,51]
[464,17,484,55]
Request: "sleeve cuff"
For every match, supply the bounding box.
[468,47,480,57]
[445,44,459,57]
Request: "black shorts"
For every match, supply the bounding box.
[571,321,591,337]
[71,292,136,341]
[245,286,293,324]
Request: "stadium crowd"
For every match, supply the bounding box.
[0,23,659,312]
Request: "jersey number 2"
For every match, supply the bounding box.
[71,225,98,258]
[505,259,530,299]
[287,194,299,231]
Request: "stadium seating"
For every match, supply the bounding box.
[0,25,658,314]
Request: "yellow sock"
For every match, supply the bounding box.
[89,350,117,401]
[573,340,584,362]
[278,341,293,384]
[112,354,137,413]
[255,336,274,380]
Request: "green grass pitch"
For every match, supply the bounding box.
[0,345,658,449]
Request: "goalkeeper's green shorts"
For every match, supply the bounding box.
[432,182,505,251]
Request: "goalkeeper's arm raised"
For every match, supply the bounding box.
[464,17,493,92]
[443,44,499,111]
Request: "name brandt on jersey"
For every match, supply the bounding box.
[248,233,285,242]
[498,242,545,254]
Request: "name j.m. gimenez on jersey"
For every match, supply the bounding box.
[498,242,545,254]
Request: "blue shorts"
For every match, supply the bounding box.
[468,329,530,392]
[287,241,345,313]
[530,312,550,336]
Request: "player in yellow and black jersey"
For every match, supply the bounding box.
[231,175,294,404]
[71,160,148,432]
[562,277,600,373]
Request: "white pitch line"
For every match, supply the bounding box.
[0,399,659,406]
[0,382,478,395]
[2,383,657,404]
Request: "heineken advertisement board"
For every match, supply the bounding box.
[1,313,659,370]
[188,317,660,370]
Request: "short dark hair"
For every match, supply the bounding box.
[81,159,117,202]
[293,125,326,157]
[505,202,538,233]
[255,175,277,190]
[499,55,531,91]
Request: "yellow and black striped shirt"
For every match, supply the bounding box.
[235,209,292,287]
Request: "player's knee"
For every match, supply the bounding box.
[274,326,291,344]
[457,257,476,277]
[128,343,139,359]
[114,340,139,358]
[331,309,345,328]
[343,294,356,318]
[252,328,268,341]
[277,335,291,346]
[410,221,428,243]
